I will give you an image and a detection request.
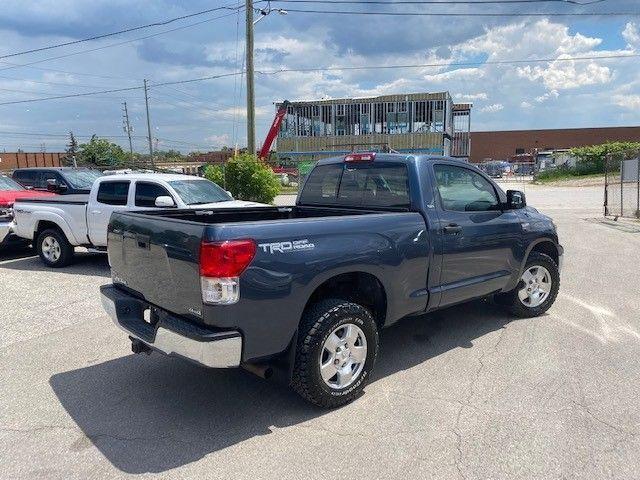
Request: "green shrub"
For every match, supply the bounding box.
[206,153,280,204]
[203,164,225,188]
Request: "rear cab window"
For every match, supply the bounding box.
[96,181,130,206]
[13,170,36,187]
[299,162,411,209]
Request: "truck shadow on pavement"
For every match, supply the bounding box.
[0,252,110,277]
[49,299,516,474]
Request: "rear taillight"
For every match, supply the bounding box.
[199,240,256,305]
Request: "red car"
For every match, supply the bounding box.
[0,175,55,246]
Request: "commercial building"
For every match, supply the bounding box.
[275,92,471,161]
[470,126,640,163]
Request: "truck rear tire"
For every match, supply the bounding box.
[291,299,379,408]
[36,228,74,267]
[497,252,559,318]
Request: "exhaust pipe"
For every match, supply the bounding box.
[242,362,273,379]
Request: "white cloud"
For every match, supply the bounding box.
[520,101,532,109]
[518,57,611,91]
[479,103,504,113]
[454,92,488,101]
[612,94,640,110]
[535,89,560,103]
[204,133,230,147]
[622,22,640,49]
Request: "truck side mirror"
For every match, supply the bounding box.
[506,190,526,209]
[47,178,67,193]
[154,196,176,208]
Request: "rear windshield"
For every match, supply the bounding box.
[168,179,232,205]
[63,170,103,189]
[299,162,411,209]
[0,176,24,191]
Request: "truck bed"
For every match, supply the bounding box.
[14,194,89,205]
[124,204,408,224]
[107,204,430,361]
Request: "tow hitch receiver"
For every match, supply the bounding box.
[130,337,152,355]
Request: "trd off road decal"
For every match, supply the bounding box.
[258,239,315,254]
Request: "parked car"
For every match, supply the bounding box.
[100,153,563,407]
[12,167,102,194]
[0,175,55,247]
[12,173,266,266]
[481,161,506,178]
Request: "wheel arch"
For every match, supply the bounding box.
[34,215,79,245]
[302,271,388,331]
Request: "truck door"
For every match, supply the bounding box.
[87,180,131,246]
[431,163,522,308]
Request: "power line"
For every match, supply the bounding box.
[2,51,638,106]
[273,0,606,4]
[281,7,638,16]
[0,2,252,60]
[255,53,640,74]
[0,10,244,75]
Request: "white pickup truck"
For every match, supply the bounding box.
[13,173,265,267]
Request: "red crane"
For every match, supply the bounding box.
[259,100,290,160]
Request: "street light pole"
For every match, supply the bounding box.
[245,0,255,156]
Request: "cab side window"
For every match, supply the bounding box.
[96,181,130,206]
[14,171,36,188]
[135,182,173,207]
[434,164,499,212]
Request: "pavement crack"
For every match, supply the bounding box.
[570,400,638,438]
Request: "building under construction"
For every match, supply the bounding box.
[275,92,471,162]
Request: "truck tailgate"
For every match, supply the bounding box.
[107,211,205,317]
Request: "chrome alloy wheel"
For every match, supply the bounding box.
[41,235,61,263]
[518,265,552,308]
[319,323,367,389]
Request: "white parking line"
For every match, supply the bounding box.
[0,255,37,266]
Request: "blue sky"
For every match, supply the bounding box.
[0,0,638,153]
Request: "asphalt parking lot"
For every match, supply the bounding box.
[2,183,639,480]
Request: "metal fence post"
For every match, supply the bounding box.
[636,156,640,218]
[604,153,609,216]
[620,157,624,217]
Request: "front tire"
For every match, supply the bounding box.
[291,299,379,408]
[497,252,559,318]
[36,229,74,267]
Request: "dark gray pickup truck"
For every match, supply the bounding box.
[101,153,563,407]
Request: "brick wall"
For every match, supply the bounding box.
[0,152,64,172]
[470,126,640,163]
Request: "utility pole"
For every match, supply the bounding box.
[122,101,134,165]
[245,0,255,156]
[143,79,155,168]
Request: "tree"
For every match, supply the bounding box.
[569,141,640,175]
[77,135,127,167]
[205,153,280,203]
[66,131,78,157]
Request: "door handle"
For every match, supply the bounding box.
[443,223,463,234]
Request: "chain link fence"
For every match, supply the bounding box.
[476,161,535,183]
[604,149,640,218]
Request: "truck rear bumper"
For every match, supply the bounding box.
[100,284,242,368]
